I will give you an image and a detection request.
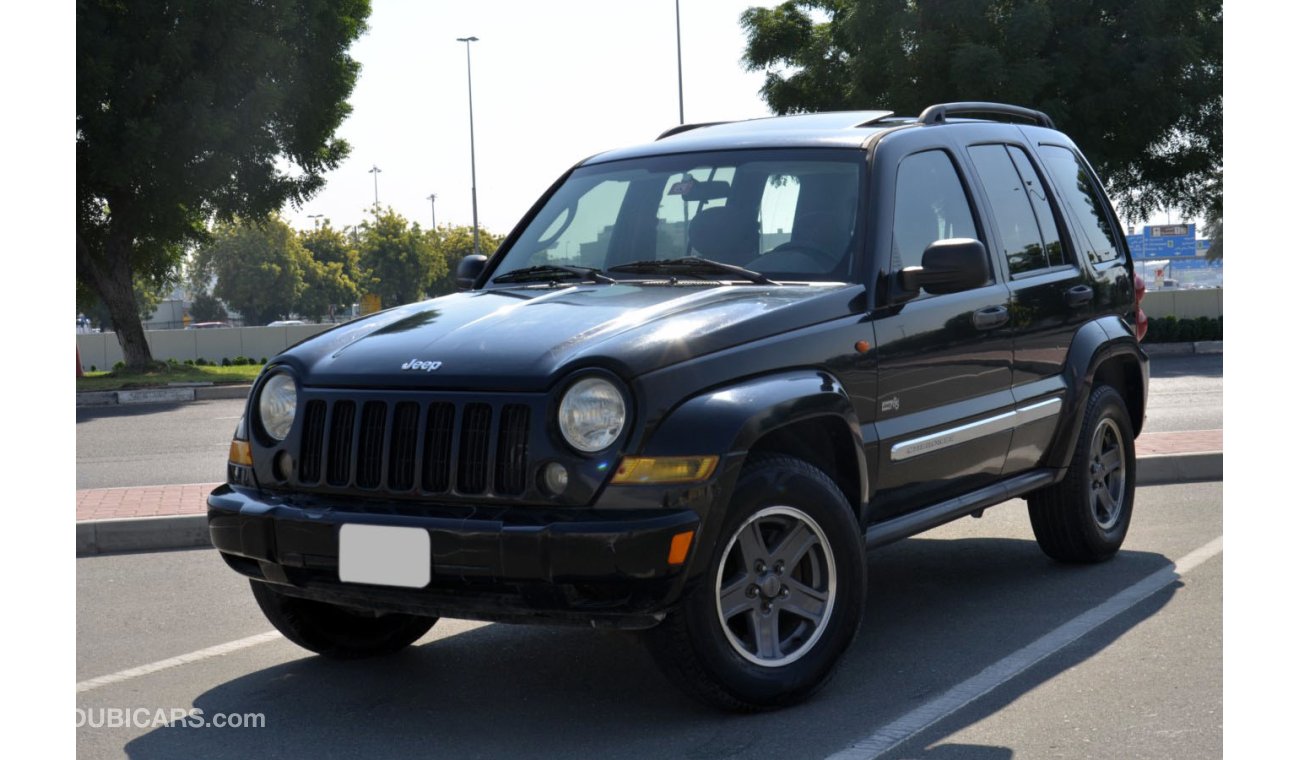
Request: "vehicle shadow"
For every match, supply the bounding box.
[123,537,1175,760]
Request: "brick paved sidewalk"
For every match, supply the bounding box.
[75,429,1223,523]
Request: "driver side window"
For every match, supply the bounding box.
[528,179,630,268]
[892,150,978,274]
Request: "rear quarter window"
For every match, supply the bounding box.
[1037,145,1120,266]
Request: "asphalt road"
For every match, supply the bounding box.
[74,354,1223,491]
[1144,354,1222,434]
[76,482,1221,759]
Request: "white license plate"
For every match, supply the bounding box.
[338,524,430,588]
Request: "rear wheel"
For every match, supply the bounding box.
[645,453,866,711]
[1028,385,1136,562]
[250,580,437,659]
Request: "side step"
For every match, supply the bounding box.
[864,469,1058,550]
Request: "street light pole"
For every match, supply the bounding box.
[426,193,437,229]
[457,36,482,256]
[675,0,684,124]
[307,213,324,229]
[368,165,382,208]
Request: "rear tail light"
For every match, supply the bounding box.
[1134,274,1148,342]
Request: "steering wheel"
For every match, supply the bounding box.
[763,241,840,272]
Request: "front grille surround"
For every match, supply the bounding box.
[290,390,538,501]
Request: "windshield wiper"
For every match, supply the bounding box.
[607,257,777,285]
[493,264,614,285]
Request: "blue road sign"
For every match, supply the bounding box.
[1126,234,1146,259]
[1140,224,1197,258]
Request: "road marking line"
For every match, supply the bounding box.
[827,536,1223,760]
[76,631,282,694]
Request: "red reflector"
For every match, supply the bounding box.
[1135,308,1148,342]
[1134,274,1146,304]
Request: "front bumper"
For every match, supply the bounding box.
[208,484,703,629]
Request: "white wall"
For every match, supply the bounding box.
[77,324,333,370]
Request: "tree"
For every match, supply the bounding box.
[740,1,1222,224]
[299,224,364,321]
[191,217,310,326]
[357,209,445,308]
[426,225,505,297]
[77,0,371,369]
[189,292,229,323]
[77,278,171,332]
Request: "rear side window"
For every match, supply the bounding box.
[892,150,978,272]
[968,144,1068,275]
[1038,145,1120,265]
[969,145,1050,275]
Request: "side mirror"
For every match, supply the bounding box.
[456,254,488,289]
[899,238,990,296]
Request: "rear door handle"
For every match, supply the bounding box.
[972,305,1010,330]
[1065,284,1094,308]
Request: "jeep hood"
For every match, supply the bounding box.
[281,282,862,391]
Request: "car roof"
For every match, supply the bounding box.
[581,103,1059,166]
[584,111,899,165]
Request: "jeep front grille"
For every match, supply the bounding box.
[295,397,532,498]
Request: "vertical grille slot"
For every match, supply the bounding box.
[356,401,388,489]
[422,403,455,493]
[458,404,493,494]
[298,400,327,484]
[495,405,531,496]
[388,402,420,491]
[326,401,356,486]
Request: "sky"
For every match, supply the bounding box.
[285,0,784,236]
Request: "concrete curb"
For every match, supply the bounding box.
[74,451,1223,557]
[76,385,250,407]
[1134,451,1222,486]
[76,514,210,556]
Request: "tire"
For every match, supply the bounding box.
[644,453,866,711]
[250,580,437,659]
[1028,384,1136,563]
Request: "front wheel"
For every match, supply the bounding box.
[644,453,866,711]
[1028,384,1136,563]
[250,580,437,659]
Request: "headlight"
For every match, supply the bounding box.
[258,373,298,441]
[558,377,626,452]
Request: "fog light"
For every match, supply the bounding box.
[542,462,569,495]
[273,451,294,481]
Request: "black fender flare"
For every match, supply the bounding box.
[1044,316,1149,470]
[640,369,869,509]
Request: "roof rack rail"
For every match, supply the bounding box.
[918,102,1055,130]
[656,121,730,140]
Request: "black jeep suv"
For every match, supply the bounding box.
[209,102,1149,711]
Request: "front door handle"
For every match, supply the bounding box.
[972,305,1010,330]
[1065,284,1094,308]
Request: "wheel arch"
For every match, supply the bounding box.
[1044,317,1149,470]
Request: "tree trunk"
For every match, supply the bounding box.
[77,233,155,371]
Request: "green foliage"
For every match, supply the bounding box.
[1144,315,1222,343]
[77,0,371,368]
[358,208,445,307]
[426,225,505,297]
[740,0,1222,223]
[192,216,311,325]
[195,358,210,366]
[189,291,229,323]
[298,224,365,320]
[221,357,233,367]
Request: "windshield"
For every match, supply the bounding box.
[490,149,865,284]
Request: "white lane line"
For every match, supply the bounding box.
[828,536,1223,760]
[76,631,282,694]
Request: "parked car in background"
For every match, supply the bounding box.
[187,321,232,329]
[267,320,306,327]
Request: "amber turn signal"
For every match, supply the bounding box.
[667,530,695,565]
[228,439,253,466]
[611,456,719,484]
